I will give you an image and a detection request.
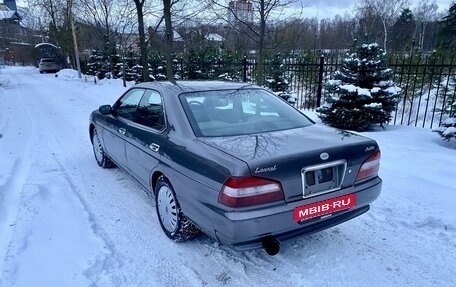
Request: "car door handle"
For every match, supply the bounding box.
[118,128,126,135]
[149,143,160,152]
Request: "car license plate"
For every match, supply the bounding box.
[293,194,356,221]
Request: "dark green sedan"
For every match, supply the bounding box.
[89,81,382,255]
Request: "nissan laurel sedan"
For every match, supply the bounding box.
[89,81,382,255]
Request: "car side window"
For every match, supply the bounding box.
[115,89,145,121]
[135,90,165,131]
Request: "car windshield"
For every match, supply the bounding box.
[180,88,313,137]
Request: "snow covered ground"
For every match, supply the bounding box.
[0,66,455,287]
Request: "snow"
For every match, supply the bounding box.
[339,84,357,92]
[371,87,381,93]
[378,80,394,87]
[56,69,84,80]
[328,79,341,86]
[364,103,382,108]
[205,33,224,42]
[444,117,456,125]
[356,87,371,97]
[337,84,372,97]
[443,126,456,136]
[0,11,17,20]
[1,66,456,287]
[386,86,402,95]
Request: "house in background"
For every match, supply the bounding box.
[1,0,38,64]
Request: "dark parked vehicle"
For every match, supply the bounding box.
[89,81,382,255]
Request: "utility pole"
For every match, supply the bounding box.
[68,0,81,78]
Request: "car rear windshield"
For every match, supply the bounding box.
[41,59,55,63]
[180,88,313,137]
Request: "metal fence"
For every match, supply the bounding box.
[238,54,456,129]
[106,52,456,129]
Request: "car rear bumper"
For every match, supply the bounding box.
[39,66,59,72]
[213,177,382,251]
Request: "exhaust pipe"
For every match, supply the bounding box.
[262,236,280,256]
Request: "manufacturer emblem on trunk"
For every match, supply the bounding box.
[254,165,277,173]
[365,146,375,152]
[320,152,329,160]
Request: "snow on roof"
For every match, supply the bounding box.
[173,31,183,42]
[205,33,224,42]
[10,41,32,46]
[35,43,59,49]
[0,10,16,19]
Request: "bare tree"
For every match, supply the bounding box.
[413,0,439,50]
[355,0,410,51]
[77,0,136,75]
[152,0,208,80]
[208,0,303,83]
[162,0,174,81]
[116,7,137,86]
[132,0,151,81]
[26,0,67,45]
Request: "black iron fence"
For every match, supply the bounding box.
[237,54,456,129]
[95,52,456,129]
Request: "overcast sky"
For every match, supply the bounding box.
[14,0,455,20]
[300,0,454,19]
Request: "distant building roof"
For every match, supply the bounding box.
[0,3,21,20]
[206,33,224,42]
[3,0,17,11]
[0,10,15,18]
[173,30,183,42]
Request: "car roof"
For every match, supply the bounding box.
[133,81,261,95]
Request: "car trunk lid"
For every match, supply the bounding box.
[199,124,379,203]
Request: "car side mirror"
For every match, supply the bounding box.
[99,105,113,115]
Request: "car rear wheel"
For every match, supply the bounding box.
[155,176,200,242]
[92,129,114,168]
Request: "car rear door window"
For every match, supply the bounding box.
[115,89,145,121]
[135,90,165,131]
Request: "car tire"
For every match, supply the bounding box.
[92,129,115,168]
[155,176,200,242]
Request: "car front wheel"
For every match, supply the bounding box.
[92,129,114,168]
[155,176,200,242]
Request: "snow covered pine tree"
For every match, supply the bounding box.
[317,43,401,131]
[265,53,296,104]
[435,77,456,141]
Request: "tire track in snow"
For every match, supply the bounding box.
[14,71,209,286]
[0,69,124,286]
[11,72,128,287]
[0,77,42,281]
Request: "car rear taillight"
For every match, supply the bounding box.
[218,177,284,207]
[356,150,381,181]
